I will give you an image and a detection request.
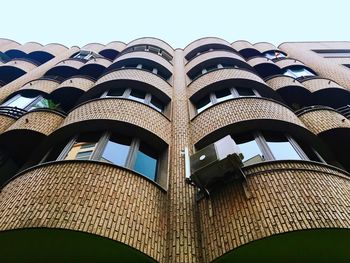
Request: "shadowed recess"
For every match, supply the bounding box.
[0,228,156,263]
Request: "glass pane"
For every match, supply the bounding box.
[215,88,233,103]
[264,132,301,160]
[101,134,131,166]
[4,94,37,109]
[64,133,100,160]
[28,98,60,111]
[133,142,158,180]
[129,89,146,103]
[106,88,125,97]
[196,96,212,113]
[150,96,164,112]
[236,87,256,97]
[233,133,263,163]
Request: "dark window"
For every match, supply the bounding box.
[236,87,256,97]
[196,96,212,113]
[129,89,146,103]
[106,88,126,97]
[150,96,165,112]
[215,88,232,103]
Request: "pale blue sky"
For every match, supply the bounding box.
[1,0,349,49]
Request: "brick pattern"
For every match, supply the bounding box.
[81,43,105,53]
[40,43,68,56]
[275,58,305,69]
[95,69,173,98]
[6,111,64,136]
[185,50,246,72]
[113,51,173,73]
[191,97,306,144]
[19,79,60,94]
[184,37,232,57]
[266,75,305,91]
[55,59,85,69]
[0,115,16,134]
[83,57,112,67]
[166,50,200,263]
[254,42,277,53]
[103,41,126,53]
[3,59,37,72]
[0,39,20,52]
[198,161,350,262]
[279,42,350,91]
[247,56,278,68]
[0,162,167,262]
[299,109,350,135]
[231,40,258,52]
[60,99,172,144]
[126,38,174,56]
[55,77,94,92]
[188,68,267,98]
[301,77,346,93]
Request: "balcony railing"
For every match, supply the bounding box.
[0,106,27,119]
[337,105,350,119]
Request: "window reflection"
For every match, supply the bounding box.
[133,142,158,180]
[64,133,99,160]
[233,134,263,163]
[101,134,131,166]
[263,132,301,160]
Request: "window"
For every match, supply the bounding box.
[123,45,173,62]
[313,49,350,58]
[194,87,260,114]
[263,51,286,60]
[45,131,164,183]
[229,131,323,166]
[283,67,315,79]
[101,88,166,113]
[73,50,103,61]
[2,94,61,112]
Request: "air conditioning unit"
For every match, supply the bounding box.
[190,135,244,194]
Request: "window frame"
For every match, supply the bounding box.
[2,93,45,111]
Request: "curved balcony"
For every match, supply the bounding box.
[184,37,234,60]
[0,38,20,52]
[275,58,308,70]
[231,40,261,59]
[57,98,171,145]
[266,75,312,108]
[126,37,174,57]
[0,114,16,133]
[99,41,126,60]
[254,42,278,53]
[186,50,250,77]
[109,51,173,79]
[27,43,68,64]
[300,78,350,108]
[80,43,105,53]
[44,59,85,79]
[298,107,350,171]
[0,161,167,262]
[4,42,43,59]
[190,97,310,147]
[0,59,38,84]
[79,57,112,79]
[247,57,281,77]
[188,68,274,101]
[17,78,61,95]
[198,160,350,262]
[82,68,172,103]
[0,109,65,163]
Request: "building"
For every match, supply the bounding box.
[0,37,349,262]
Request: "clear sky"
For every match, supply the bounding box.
[1,0,349,49]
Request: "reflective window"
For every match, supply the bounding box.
[101,134,131,166]
[284,67,315,78]
[150,96,164,112]
[3,94,38,109]
[263,132,301,160]
[263,51,286,60]
[233,134,263,163]
[64,133,99,160]
[133,142,158,180]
